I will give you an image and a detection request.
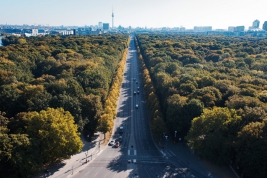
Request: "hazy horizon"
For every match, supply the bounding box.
[1,0,266,29]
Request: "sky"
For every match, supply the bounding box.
[1,0,266,29]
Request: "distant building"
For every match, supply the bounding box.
[32,29,38,36]
[193,26,212,32]
[50,29,74,35]
[180,27,186,31]
[228,26,235,32]
[252,19,260,28]
[103,23,109,30]
[98,22,103,30]
[214,29,225,32]
[25,28,42,37]
[75,27,92,35]
[263,21,267,31]
[234,26,245,32]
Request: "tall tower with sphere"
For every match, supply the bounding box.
[112,8,114,29]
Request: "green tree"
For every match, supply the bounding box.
[49,94,81,123]
[166,94,187,135]
[0,84,23,117]
[186,107,241,164]
[235,121,267,178]
[0,112,9,134]
[0,132,43,178]
[190,86,222,107]
[66,78,84,97]
[178,83,197,96]
[198,76,215,88]
[238,106,266,126]
[80,94,103,136]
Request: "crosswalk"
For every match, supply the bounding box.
[128,149,137,155]
[164,150,177,157]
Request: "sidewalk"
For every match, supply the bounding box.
[35,132,104,178]
[164,141,237,178]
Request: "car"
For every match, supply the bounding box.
[137,87,140,90]
[135,104,138,108]
[133,159,137,164]
[133,78,136,81]
[133,91,136,95]
[137,91,140,94]
[136,81,138,84]
[119,127,123,134]
[117,135,123,141]
[128,159,132,163]
[109,140,115,146]
[115,142,120,148]
[117,136,122,141]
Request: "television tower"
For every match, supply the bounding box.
[112,7,114,29]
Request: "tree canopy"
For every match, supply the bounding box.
[0,34,129,177]
[136,34,267,176]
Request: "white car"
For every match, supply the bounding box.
[109,140,115,146]
[135,104,138,108]
[133,159,137,164]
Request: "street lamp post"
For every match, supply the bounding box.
[85,150,88,163]
[174,131,177,143]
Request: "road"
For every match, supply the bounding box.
[72,36,209,178]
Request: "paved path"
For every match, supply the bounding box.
[35,132,104,178]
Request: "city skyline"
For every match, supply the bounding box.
[1,0,267,29]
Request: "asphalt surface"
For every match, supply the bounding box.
[71,36,211,178]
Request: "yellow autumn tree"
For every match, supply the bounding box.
[23,107,83,163]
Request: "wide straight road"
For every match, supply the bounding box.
[72,36,208,178]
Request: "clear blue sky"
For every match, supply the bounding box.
[1,0,266,29]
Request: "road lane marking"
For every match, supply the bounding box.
[94,171,98,177]
[169,150,176,156]
[141,161,166,164]
[128,150,130,155]
[134,150,137,155]
[160,150,166,156]
[165,151,171,156]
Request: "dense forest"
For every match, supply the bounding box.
[0,34,129,177]
[136,34,267,178]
